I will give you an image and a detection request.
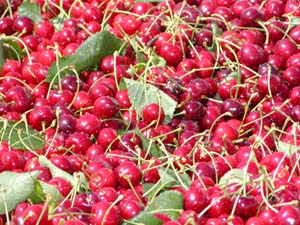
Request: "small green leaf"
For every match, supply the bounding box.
[277,140,299,157]
[152,54,166,67]
[0,40,5,71]
[218,169,250,188]
[52,13,68,31]
[124,78,177,123]
[124,190,183,225]
[146,190,183,220]
[0,120,44,150]
[39,181,63,203]
[133,130,162,157]
[29,180,45,204]
[159,168,191,189]
[47,31,124,84]
[39,156,88,187]
[0,171,40,213]
[123,212,163,225]
[18,2,42,24]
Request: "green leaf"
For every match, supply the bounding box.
[123,212,163,225]
[218,169,250,188]
[124,78,177,123]
[152,54,166,67]
[277,140,299,157]
[39,181,63,203]
[145,191,183,220]
[133,130,162,157]
[39,156,88,187]
[0,40,5,71]
[47,31,124,84]
[0,120,44,150]
[18,2,42,24]
[124,190,183,225]
[29,180,45,204]
[0,171,40,213]
[159,168,191,189]
[52,13,68,31]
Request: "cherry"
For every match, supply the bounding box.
[158,42,184,66]
[34,20,55,39]
[274,38,298,60]
[196,162,216,182]
[0,17,14,35]
[12,16,34,36]
[58,113,77,134]
[5,86,32,113]
[48,177,72,197]
[183,188,208,213]
[240,7,263,27]
[65,132,92,155]
[119,199,142,220]
[183,100,204,120]
[115,161,142,188]
[27,106,55,131]
[50,155,73,174]
[142,103,165,125]
[221,99,244,119]
[258,209,278,225]
[14,204,48,225]
[93,96,120,119]
[76,113,101,137]
[89,167,117,190]
[289,86,300,105]
[95,187,118,203]
[238,43,265,68]
[91,202,121,225]
[257,74,282,95]
[97,127,118,150]
[1,151,24,171]
[234,196,259,219]
[115,89,131,109]
[276,205,300,225]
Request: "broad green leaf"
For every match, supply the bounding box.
[3,39,25,60]
[277,140,299,157]
[124,78,177,123]
[39,156,88,187]
[18,2,42,24]
[47,31,124,84]
[218,169,250,188]
[0,171,40,213]
[159,168,192,189]
[0,120,44,150]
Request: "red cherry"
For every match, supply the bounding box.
[91,202,121,225]
[115,161,142,188]
[142,103,165,125]
[183,188,208,213]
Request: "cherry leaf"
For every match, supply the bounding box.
[0,171,40,213]
[277,140,299,157]
[0,120,44,151]
[123,78,177,123]
[159,168,191,189]
[39,156,88,187]
[39,181,64,205]
[18,2,42,24]
[218,169,250,188]
[124,190,183,225]
[47,31,124,84]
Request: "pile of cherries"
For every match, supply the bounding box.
[2,0,300,224]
